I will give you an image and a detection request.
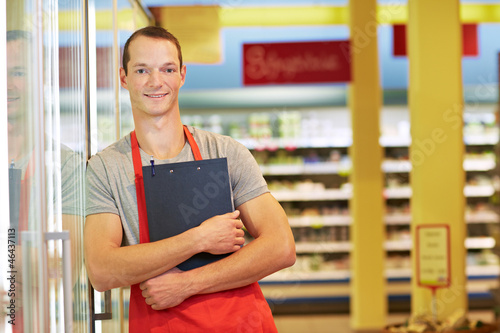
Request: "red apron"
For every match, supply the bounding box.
[129,126,277,333]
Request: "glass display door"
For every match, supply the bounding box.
[1,0,152,331]
[1,0,89,331]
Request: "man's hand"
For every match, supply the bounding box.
[140,267,188,310]
[196,210,245,255]
[139,211,244,310]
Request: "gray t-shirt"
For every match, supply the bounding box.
[85,125,268,246]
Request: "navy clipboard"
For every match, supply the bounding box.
[142,157,234,271]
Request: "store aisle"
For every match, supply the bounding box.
[273,310,497,333]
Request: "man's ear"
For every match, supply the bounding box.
[180,65,187,88]
[119,67,128,89]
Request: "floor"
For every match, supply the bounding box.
[273,310,497,333]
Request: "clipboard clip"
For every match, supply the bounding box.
[150,156,155,177]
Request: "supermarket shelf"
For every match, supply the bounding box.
[384,184,495,199]
[385,237,496,251]
[295,237,496,254]
[381,134,499,147]
[288,215,351,227]
[385,211,500,225]
[238,137,352,150]
[288,211,499,227]
[465,134,500,146]
[183,100,499,314]
[261,265,500,283]
[380,136,412,147]
[383,187,412,199]
[295,241,351,253]
[384,214,413,225]
[260,269,352,283]
[385,237,495,251]
[384,239,412,251]
[383,159,496,173]
[463,159,497,172]
[467,211,500,224]
[467,265,500,277]
[272,189,351,201]
[261,161,351,176]
[382,160,412,173]
[465,185,496,197]
[261,158,495,176]
[273,184,496,202]
[239,133,498,151]
[467,237,496,249]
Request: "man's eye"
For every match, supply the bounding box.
[10,71,26,77]
[136,69,147,74]
[164,68,175,73]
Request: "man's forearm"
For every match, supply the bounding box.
[85,211,244,292]
[139,232,295,311]
[184,194,296,296]
[185,229,295,297]
[86,228,202,291]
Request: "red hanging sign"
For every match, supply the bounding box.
[243,40,351,86]
[393,24,479,57]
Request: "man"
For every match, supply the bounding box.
[84,26,295,332]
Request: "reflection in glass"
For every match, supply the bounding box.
[3,0,89,331]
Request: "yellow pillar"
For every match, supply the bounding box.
[348,0,386,329]
[408,0,466,320]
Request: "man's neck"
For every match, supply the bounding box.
[133,115,186,160]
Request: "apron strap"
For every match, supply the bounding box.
[130,130,150,244]
[183,125,202,161]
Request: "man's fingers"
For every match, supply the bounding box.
[235,219,244,229]
[139,281,147,290]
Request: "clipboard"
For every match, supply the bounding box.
[142,157,234,271]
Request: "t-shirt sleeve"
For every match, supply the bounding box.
[227,140,269,208]
[85,155,119,217]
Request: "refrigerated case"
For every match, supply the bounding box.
[0,0,153,331]
[1,0,89,331]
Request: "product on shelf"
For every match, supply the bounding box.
[249,112,272,140]
[467,249,499,267]
[384,311,496,333]
[278,111,301,139]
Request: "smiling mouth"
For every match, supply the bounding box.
[145,93,167,98]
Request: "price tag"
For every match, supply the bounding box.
[416,224,451,289]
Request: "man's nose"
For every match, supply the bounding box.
[148,70,162,86]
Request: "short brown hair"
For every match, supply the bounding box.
[122,26,183,75]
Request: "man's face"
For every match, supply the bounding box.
[7,39,29,130]
[120,36,186,119]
